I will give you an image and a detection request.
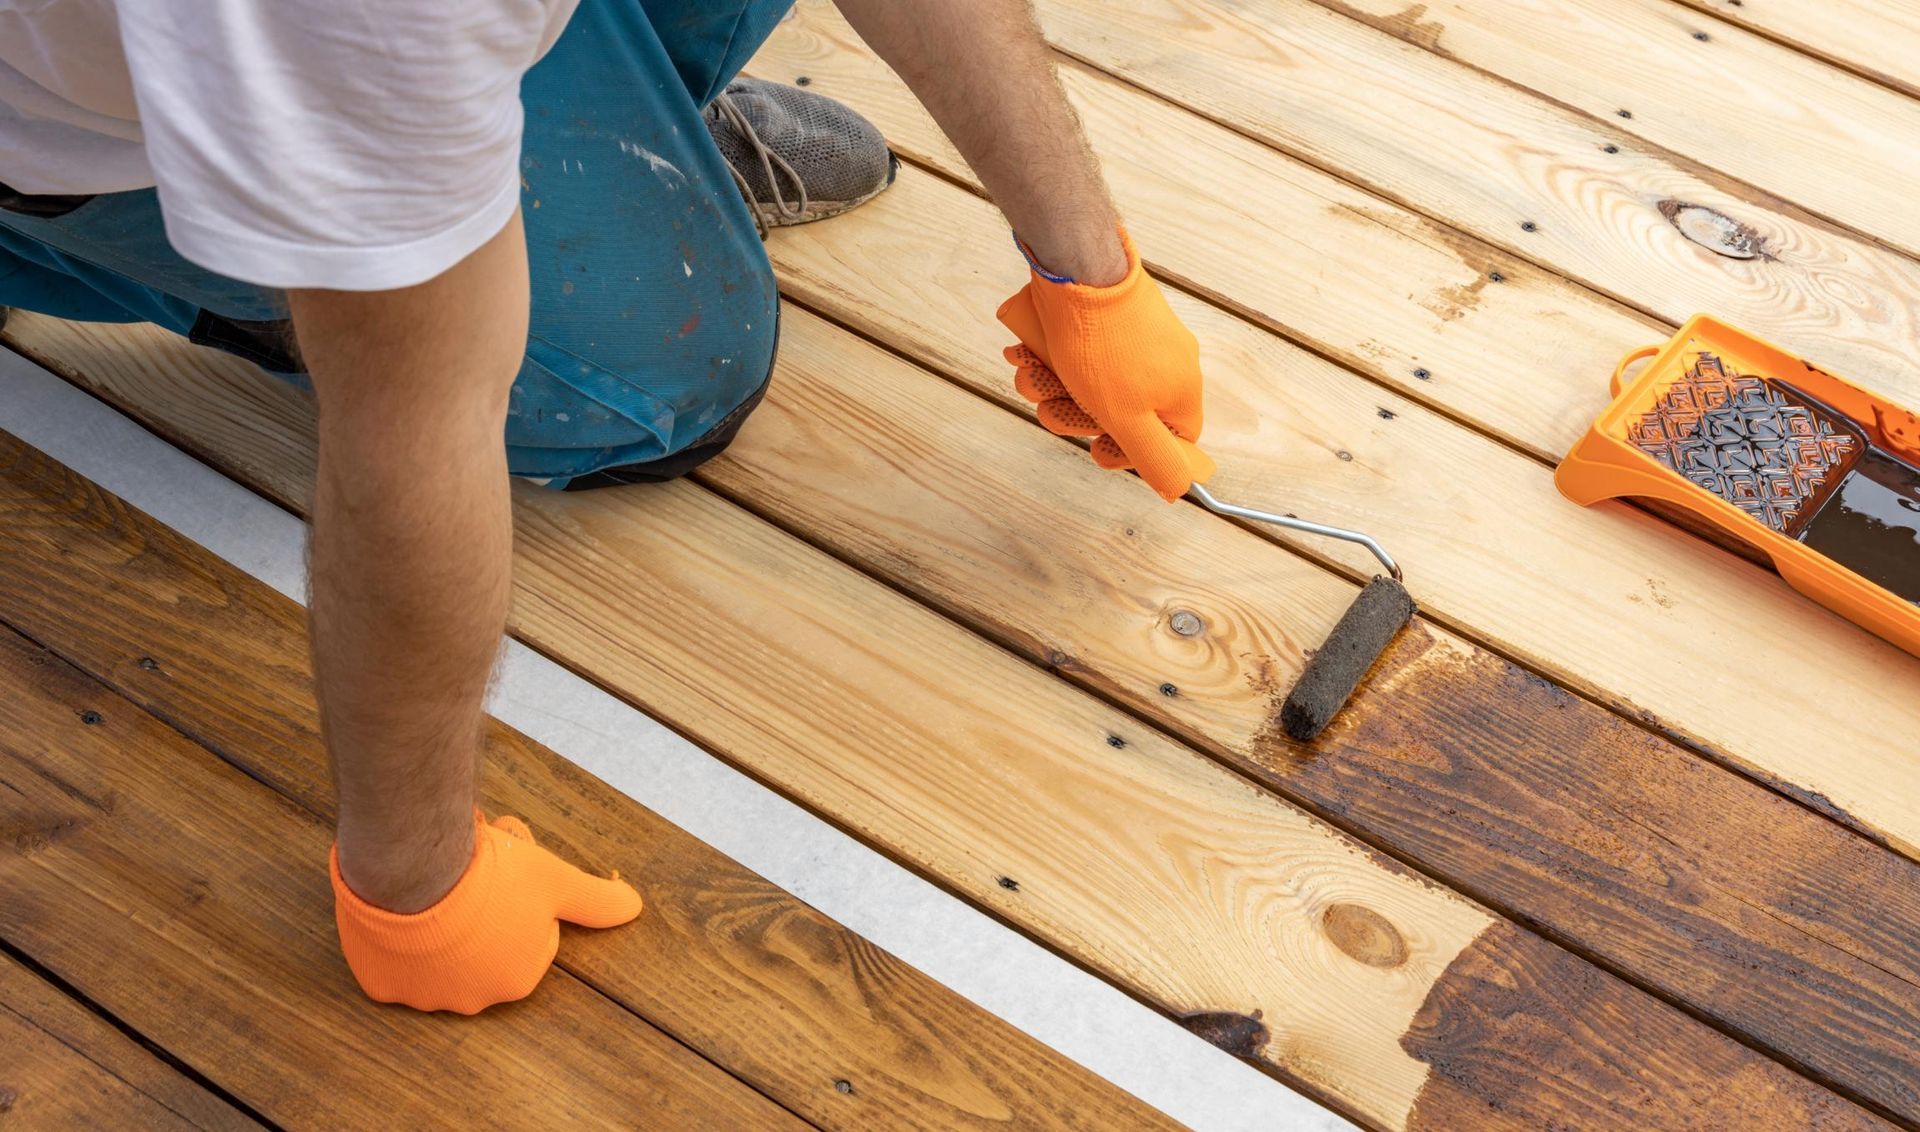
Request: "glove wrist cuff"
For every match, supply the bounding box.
[1014,224,1143,299]
[330,812,495,957]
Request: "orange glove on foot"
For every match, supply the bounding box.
[997,226,1215,501]
[331,811,642,1014]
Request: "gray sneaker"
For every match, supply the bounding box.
[704,77,898,234]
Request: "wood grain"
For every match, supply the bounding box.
[0,952,256,1130]
[0,321,1887,1129]
[0,625,804,1130]
[1667,0,1920,99]
[0,437,1179,1131]
[1403,922,1878,1130]
[1299,0,1920,260]
[740,16,1920,860]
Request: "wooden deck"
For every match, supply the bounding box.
[5,0,1920,1127]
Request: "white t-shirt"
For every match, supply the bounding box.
[0,0,578,290]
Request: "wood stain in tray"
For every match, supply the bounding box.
[1798,446,1920,603]
[1626,352,1918,604]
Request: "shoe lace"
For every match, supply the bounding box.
[709,91,809,239]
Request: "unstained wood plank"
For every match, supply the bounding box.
[751,5,1654,465]
[0,621,805,1130]
[0,438,1177,1131]
[0,952,256,1131]
[1013,0,1920,418]
[1296,0,1920,261]
[1668,0,1920,100]
[0,322,1885,1131]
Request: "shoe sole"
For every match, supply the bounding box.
[759,152,900,228]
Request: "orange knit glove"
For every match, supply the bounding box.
[997,227,1215,501]
[330,812,642,1014]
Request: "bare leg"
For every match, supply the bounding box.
[291,213,530,912]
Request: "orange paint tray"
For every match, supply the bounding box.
[1556,314,1920,657]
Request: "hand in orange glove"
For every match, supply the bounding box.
[331,811,642,1014]
[997,226,1215,501]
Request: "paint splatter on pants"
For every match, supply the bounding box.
[0,0,791,488]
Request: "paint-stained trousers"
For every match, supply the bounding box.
[0,0,792,488]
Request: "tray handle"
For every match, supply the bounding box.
[1611,345,1663,398]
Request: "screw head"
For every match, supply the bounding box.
[1520,220,1538,233]
[1169,610,1205,636]
[1413,367,1432,380]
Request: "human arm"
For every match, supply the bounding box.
[831,0,1214,499]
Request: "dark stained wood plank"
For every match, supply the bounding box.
[1292,625,1920,1122]
[1403,922,1877,1129]
[0,331,1891,1130]
[0,622,809,1131]
[0,437,1179,1132]
[0,952,256,1131]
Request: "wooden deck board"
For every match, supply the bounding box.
[0,621,805,1130]
[1,320,1888,1128]
[751,11,1653,465]
[1668,0,1920,99]
[1296,0,1920,260]
[1018,0,1920,420]
[0,952,256,1131]
[743,5,1920,866]
[0,433,1170,1131]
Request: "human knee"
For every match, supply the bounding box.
[505,298,777,482]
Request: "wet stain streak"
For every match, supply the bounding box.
[1402,925,1881,1129]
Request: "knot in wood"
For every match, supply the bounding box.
[1658,199,1768,260]
[1322,902,1409,968]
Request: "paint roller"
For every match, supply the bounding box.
[1188,484,1414,740]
